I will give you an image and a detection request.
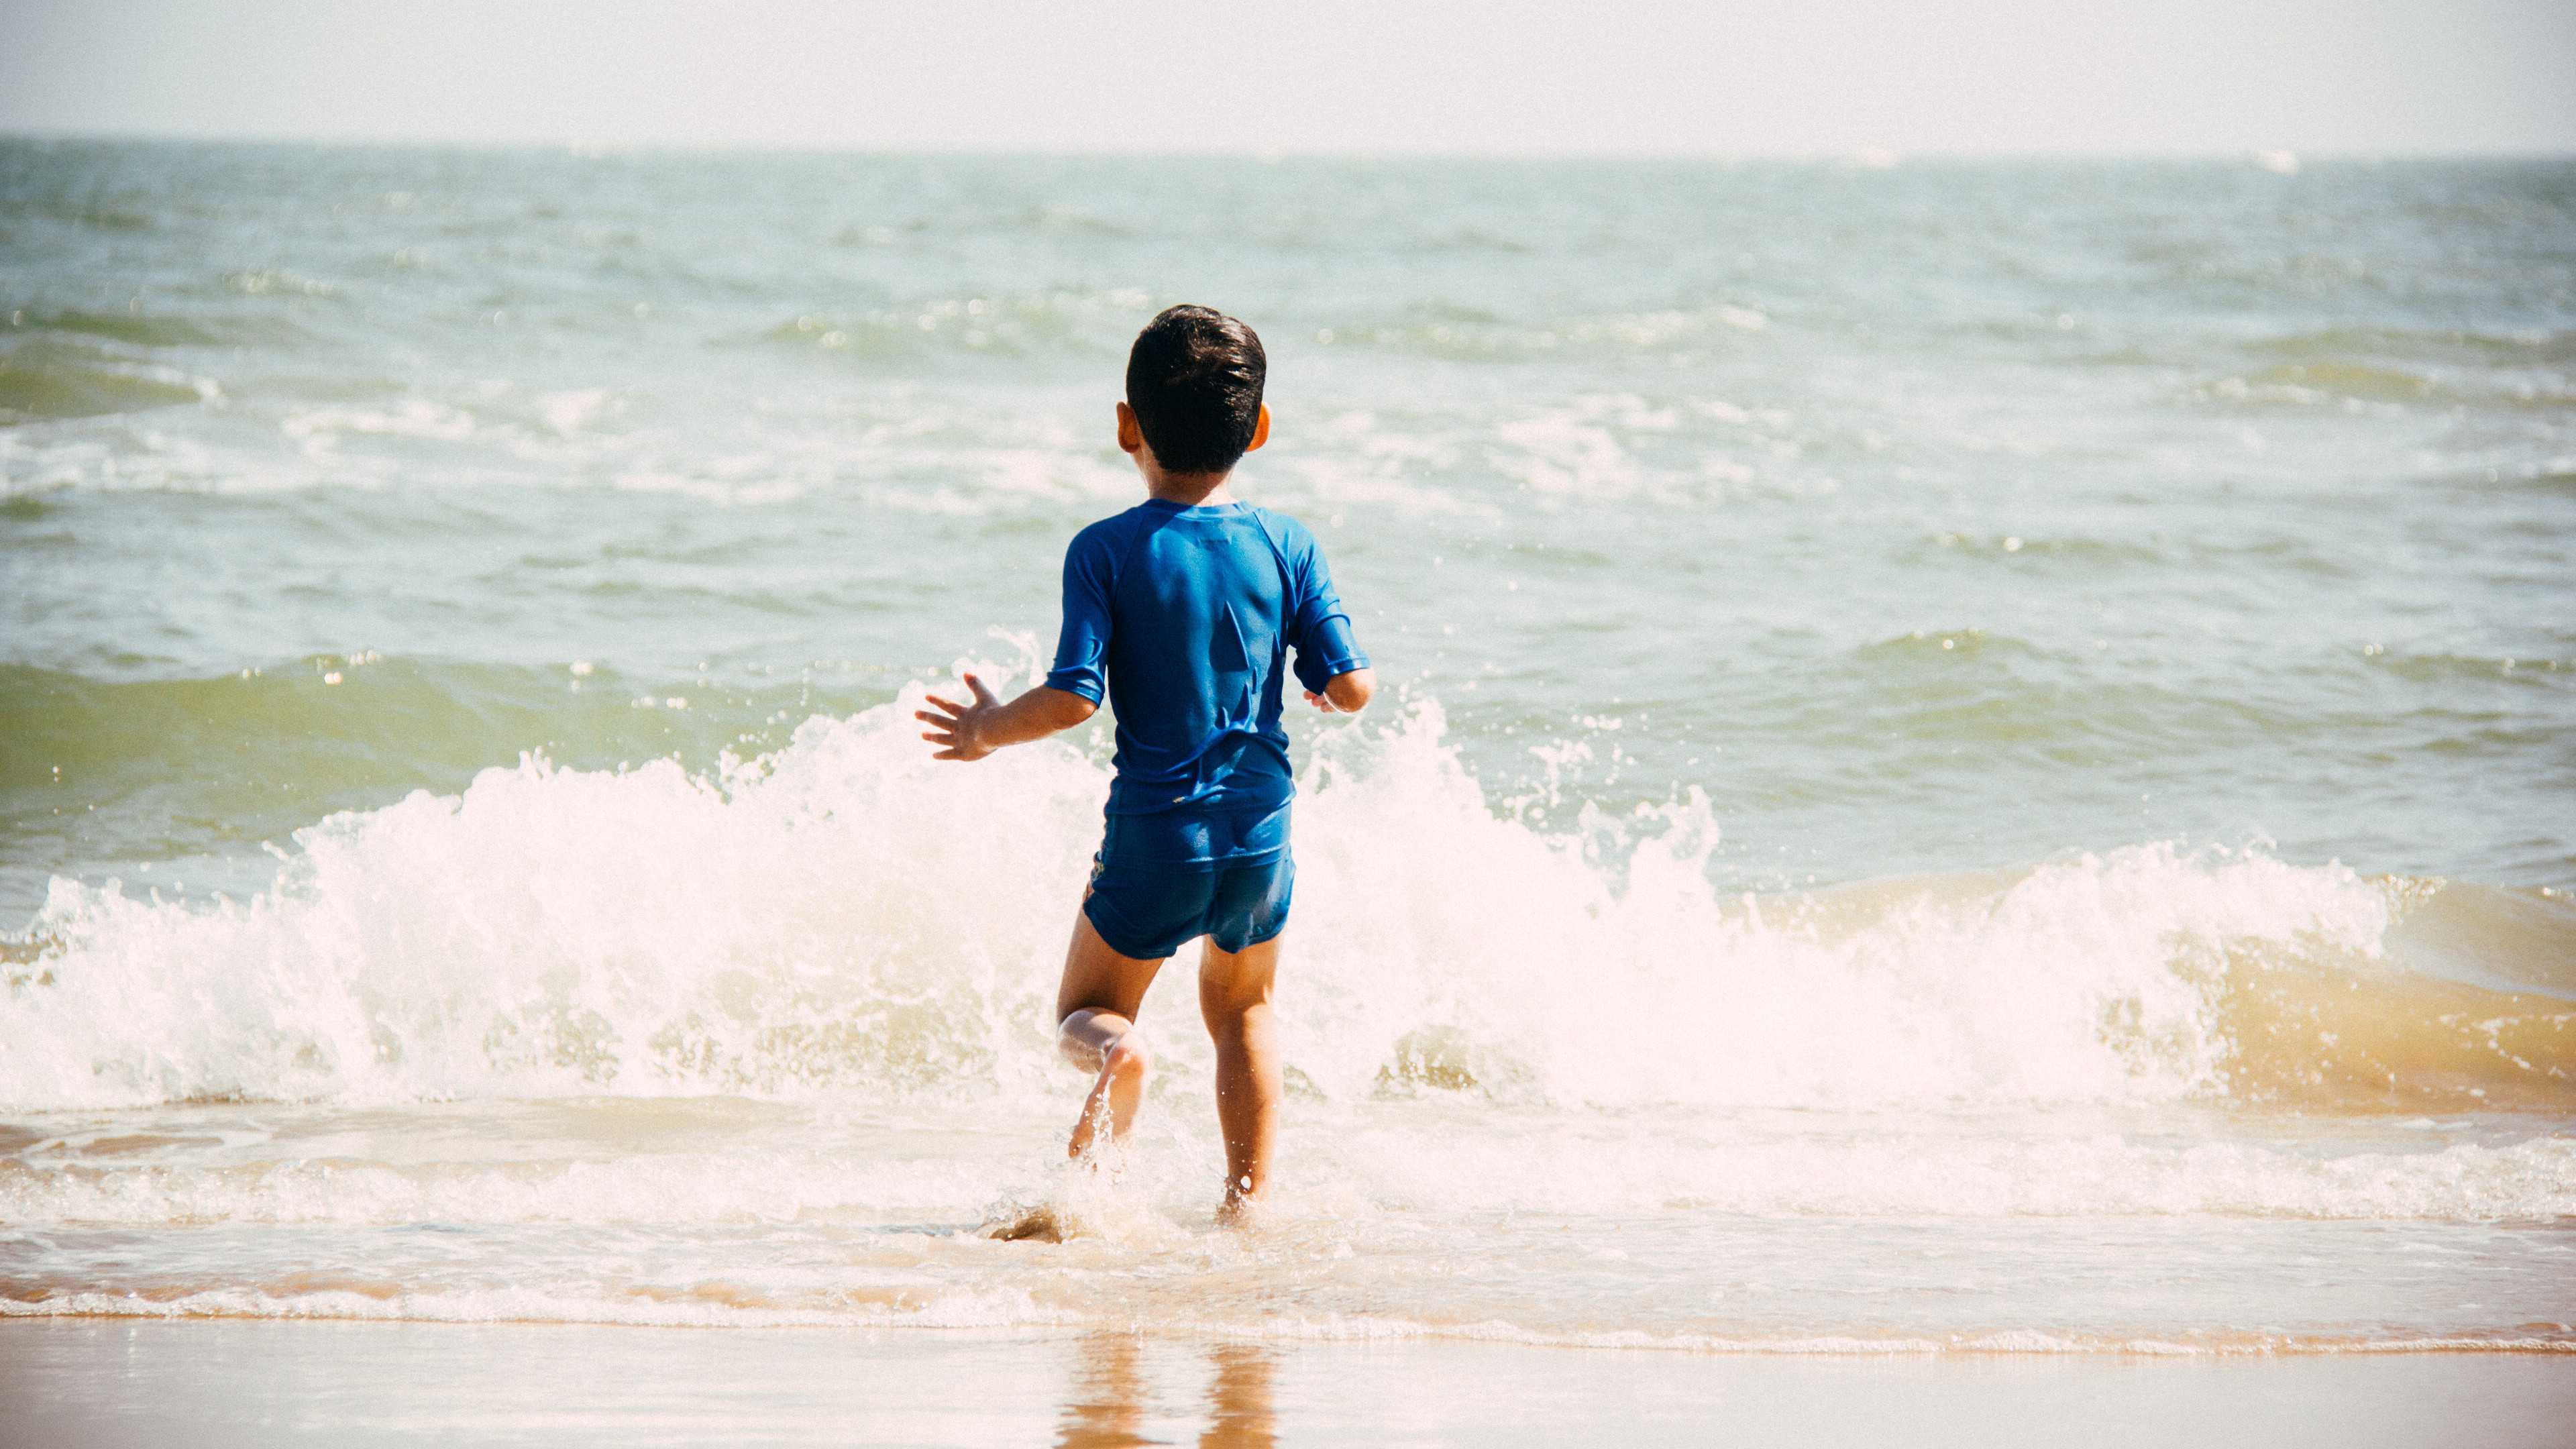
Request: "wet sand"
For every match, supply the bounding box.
[5,1320,2572,1448]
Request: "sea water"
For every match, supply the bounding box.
[2,143,2572,1359]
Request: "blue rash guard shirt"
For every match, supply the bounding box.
[1044,498,1368,871]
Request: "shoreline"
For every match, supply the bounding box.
[6,1300,2573,1358]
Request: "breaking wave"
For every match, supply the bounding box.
[4,669,2571,1116]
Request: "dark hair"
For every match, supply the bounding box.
[1126,305,1266,476]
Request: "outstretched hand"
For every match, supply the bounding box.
[1302,690,1338,712]
[917,673,1003,760]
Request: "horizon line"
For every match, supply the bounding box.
[5,130,2573,165]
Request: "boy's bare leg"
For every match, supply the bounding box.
[1056,908,1167,1159]
[1198,932,1283,1224]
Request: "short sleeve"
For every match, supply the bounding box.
[1280,520,1368,696]
[1044,525,1118,703]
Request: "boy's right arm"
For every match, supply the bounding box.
[917,674,1096,761]
[920,519,1114,761]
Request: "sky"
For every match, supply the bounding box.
[1,0,2571,156]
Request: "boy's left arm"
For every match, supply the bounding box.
[1286,521,1374,713]
[1303,667,1376,714]
[916,674,1096,761]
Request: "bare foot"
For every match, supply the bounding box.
[1215,1177,1269,1230]
[988,1205,1063,1243]
[1066,1034,1151,1159]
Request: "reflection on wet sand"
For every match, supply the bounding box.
[1201,1344,1278,1449]
[1055,1333,1277,1448]
[1057,1333,1149,1449]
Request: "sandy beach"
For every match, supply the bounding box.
[7,1320,2574,1448]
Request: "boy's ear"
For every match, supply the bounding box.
[1115,400,1144,455]
[1245,402,1271,453]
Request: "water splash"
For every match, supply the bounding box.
[5,683,2560,1114]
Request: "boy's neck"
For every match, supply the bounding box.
[1144,470,1235,508]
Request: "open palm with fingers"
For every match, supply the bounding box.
[916,674,1003,760]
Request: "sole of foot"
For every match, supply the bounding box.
[986,1205,1065,1243]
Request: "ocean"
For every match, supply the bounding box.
[2,140,2573,1435]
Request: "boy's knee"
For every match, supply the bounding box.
[1057,1009,1148,1069]
[1102,1034,1151,1080]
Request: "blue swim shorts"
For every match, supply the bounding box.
[1082,849,1295,961]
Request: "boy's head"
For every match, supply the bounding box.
[1125,305,1266,476]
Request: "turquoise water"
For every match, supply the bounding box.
[1,142,2572,1353]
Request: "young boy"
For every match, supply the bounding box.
[916,305,1374,1224]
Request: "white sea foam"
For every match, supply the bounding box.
[7,1287,2568,1356]
[282,396,480,451]
[0,1146,1030,1226]
[0,1285,1079,1333]
[5,1124,2567,1226]
[5,667,2404,1120]
[1310,1119,2576,1220]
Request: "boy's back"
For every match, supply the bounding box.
[1047,498,1366,847]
